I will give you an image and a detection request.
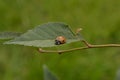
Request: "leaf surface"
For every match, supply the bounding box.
[0,32,21,40]
[4,22,83,47]
[43,65,58,80]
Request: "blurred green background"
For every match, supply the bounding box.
[0,0,120,80]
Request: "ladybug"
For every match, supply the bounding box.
[55,36,66,45]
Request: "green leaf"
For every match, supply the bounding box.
[0,32,21,40]
[115,68,120,80]
[43,65,58,80]
[4,22,83,47]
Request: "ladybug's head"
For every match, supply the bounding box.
[55,40,61,45]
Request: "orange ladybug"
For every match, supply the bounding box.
[55,36,66,45]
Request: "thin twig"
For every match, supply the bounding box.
[38,43,120,54]
[82,40,92,47]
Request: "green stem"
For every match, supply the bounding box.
[38,43,120,54]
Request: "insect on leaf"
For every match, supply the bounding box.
[4,22,83,47]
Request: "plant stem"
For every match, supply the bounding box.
[82,40,92,47]
[38,43,120,54]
